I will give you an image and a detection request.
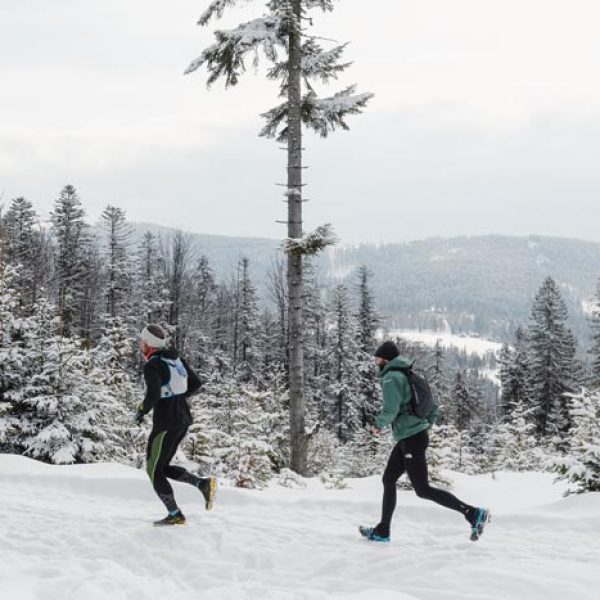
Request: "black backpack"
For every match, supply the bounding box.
[388,363,436,419]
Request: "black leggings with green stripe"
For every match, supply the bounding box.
[146,427,199,513]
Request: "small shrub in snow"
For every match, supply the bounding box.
[319,471,348,490]
[278,468,307,489]
[308,430,339,475]
[234,442,273,490]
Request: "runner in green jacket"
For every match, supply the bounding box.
[360,341,489,543]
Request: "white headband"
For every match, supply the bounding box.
[141,326,167,348]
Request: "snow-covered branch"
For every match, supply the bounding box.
[302,0,335,12]
[260,85,373,140]
[199,0,253,26]
[308,86,374,136]
[267,39,351,93]
[185,17,285,86]
[284,224,337,257]
[301,40,351,82]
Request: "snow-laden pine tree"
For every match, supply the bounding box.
[2,197,51,313]
[498,327,531,419]
[355,266,379,427]
[430,340,451,424]
[208,384,280,488]
[553,388,600,493]
[498,342,513,414]
[80,238,105,342]
[13,293,119,464]
[50,185,91,338]
[265,255,289,372]
[588,279,600,389]
[466,367,489,463]
[494,399,540,471]
[233,258,263,383]
[94,315,140,463]
[302,258,328,431]
[101,205,133,319]
[527,277,578,446]
[0,264,27,449]
[162,231,195,351]
[449,370,473,471]
[132,231,171,331]
[325,283,361,442]
[186,255,219,373]
[187,0,372,474]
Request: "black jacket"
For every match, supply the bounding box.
[140,349,201,431]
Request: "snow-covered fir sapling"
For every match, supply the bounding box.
[553,388,600,493]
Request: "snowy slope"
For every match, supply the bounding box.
[1,455,599,600]
[386,329,503,357]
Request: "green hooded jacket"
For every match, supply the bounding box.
[374,356,436,442]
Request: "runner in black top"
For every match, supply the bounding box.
[135,324,216,526]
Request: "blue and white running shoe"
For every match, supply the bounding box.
[359,525,390,543]
[469,508,491,541]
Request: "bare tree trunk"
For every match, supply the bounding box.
[287,0,307,475]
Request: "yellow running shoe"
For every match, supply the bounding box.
[153,511,186,526]
[200,477,217,511]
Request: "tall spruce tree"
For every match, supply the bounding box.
[302,258,328,429]
[162,231,194,351]
[50,185,90,338]
[187,255,219,372]
[133,231,171,329]
[507,328,529,408]
[101,205,133,319]
[233,258,263,382]
[325,283,360,441]
[355,266,379,426]
[187,0,372,474]
[2,197,50,313]
[527,277,578,443]
[430,340,450,423]
[450,370,472,469]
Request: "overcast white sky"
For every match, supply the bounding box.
[1,0,600,243]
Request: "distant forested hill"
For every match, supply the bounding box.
[127,224,600,342]
[323,235,600,340]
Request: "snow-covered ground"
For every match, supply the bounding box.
[1,455,599,600]
[386,329,504,358]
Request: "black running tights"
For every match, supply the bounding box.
[376,429,474,536]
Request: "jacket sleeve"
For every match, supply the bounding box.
[182,358,202,397]
[140,361,162,415]
[374,373,409,429]
[427,403,439,425]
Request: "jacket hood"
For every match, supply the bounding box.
[380,355,413,375]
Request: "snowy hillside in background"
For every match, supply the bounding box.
[2,455,599,600]
[385,329,504,358]
[328,235,600,341]
[118,225,600,342]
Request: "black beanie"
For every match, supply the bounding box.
[374,341,400,361]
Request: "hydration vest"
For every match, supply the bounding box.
[157,357,188,398]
